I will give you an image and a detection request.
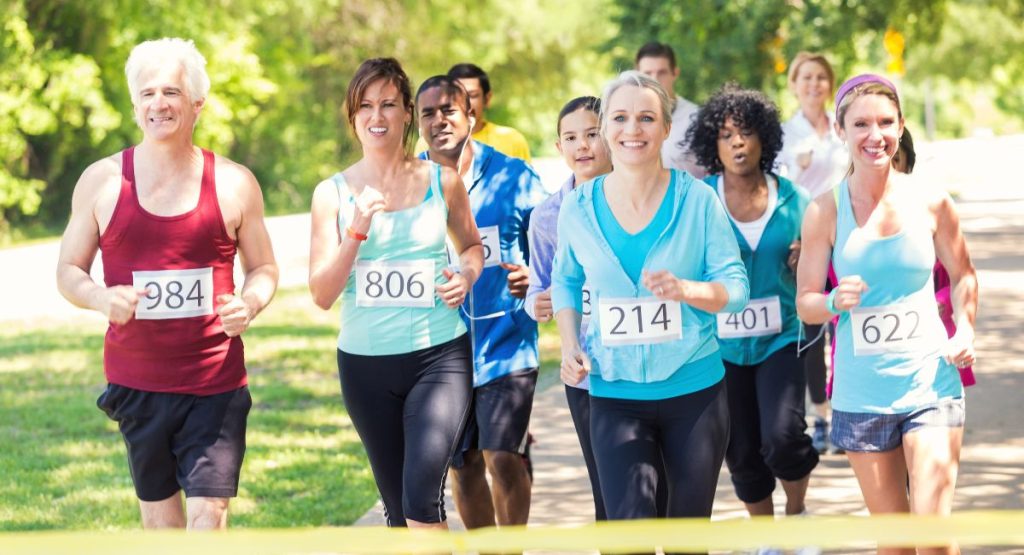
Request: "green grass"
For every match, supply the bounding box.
[0,287,561,530]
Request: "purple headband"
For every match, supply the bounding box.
[834,73,899,121]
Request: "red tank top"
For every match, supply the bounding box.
[99,147,246,395]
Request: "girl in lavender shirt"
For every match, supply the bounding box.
[525,96,612,520]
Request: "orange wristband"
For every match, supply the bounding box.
[346,227,368,241]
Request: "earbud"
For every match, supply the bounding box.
[468,116,477,129]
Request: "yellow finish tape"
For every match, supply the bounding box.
[2,511,1024,554]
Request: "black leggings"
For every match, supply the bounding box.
[564,385,606,521]
[338,335,473,526]
[724,344,819,503]
[589,380,729,521]
[803,323,829,405]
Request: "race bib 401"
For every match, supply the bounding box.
[133,267,214,320]
[355,260,435,308]
[598,296,682,346]
[716,296,782,339]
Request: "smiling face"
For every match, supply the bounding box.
[556,108,611,183]
[417,85,472,157]
[603,84,669,167]
[837,93,904,172]
[352,78,412,149]
[791,60,833,111]
[132,62,203,140]
[717,117,762,178]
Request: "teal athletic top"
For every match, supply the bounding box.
[704,174,809,365]
[831,178,962,414]
[551,170,749,400]
[334,162,467,356]
[593,176,676,283]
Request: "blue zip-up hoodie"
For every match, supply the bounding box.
[703,174,809,365]
[551,169,749,387]
[422,141,548,386]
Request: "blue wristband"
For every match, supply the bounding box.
[826,289,843,314]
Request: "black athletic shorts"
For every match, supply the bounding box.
[97,383,251,501]
[452,369,537,467]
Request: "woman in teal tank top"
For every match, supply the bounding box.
[797,74,977,555]
[308,59,484,529]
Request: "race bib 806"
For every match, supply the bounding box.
[598,296,682,346]
[133,267,214,320]
[355,260,435,308]
[716,296,783,339]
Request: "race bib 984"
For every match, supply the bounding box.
[355,260,435,308]
[716,296,783,339]
[598,296,682,346]
[133,267,213,320]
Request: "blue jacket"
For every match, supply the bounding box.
[703,174,809,365]
[551,169,748,387]
[422,141,548,386]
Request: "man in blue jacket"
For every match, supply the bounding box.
[416,75,547,528]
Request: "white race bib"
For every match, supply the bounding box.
[355,260,435,308]
[598,296,683,346]
[443,225,501,270]
[716,296,783,339]
[581,284,593,324]
[133,267,214,320]
[478,225,501,267]
[850,300,937,356]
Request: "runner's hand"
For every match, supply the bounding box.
[436,268,468,308]
[641,270,687,302]
[500,262,529,299]
[787,240,801,274]
[98,285,148,325]
[832,275,868,312]
[350,185,386,234]
[944,325,976,369]
[560,345,591,386]
[533,289,553,322]
[217,293,253,337]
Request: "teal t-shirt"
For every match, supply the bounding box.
[593,177,676,284]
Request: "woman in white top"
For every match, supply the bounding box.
[779,52,848,454]
[779,52,848,199]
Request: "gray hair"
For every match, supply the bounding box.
[125,38,211,103]
[599,70,673,133]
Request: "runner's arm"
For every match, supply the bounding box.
[933,192,977,333]
[232,166,279,322]
[308,179,363,309]
[443,166,483,288]
[796,194,837,324]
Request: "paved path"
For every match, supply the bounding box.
[4,136,1023,553]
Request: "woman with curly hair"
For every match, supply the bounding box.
[686,84,819,520]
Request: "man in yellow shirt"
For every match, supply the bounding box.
[415,63,532,162]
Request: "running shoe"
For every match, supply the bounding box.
[811,417,828,454]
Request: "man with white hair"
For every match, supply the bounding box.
[56,37,278,530]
